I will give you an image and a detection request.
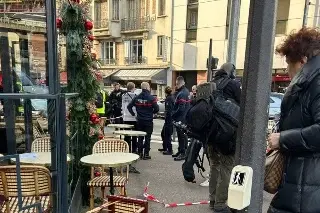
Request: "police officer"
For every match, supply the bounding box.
[96,88,107,117]
[172,76,190,161]
[159,86,174,155]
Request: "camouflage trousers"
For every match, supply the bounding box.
[207,145,235,208]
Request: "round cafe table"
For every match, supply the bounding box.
[11,152,73,166]
[113,130,147,174]
[80,152,139,195]
[107,124,134,130]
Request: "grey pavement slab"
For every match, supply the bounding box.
[81,140,273,213]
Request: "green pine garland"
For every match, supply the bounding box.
[58,0,101,205]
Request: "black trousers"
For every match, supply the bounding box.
[123,120,137,153]
[137,120,153,154]
[161,123,173,152]
[176,127,188,154]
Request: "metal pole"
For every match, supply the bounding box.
[227,0,241,72]
[0,35,16,154]
[235,0,277,212]
[303,0,310,27]
[207,39,213,82]
[45,0,60,211]
[168,0,174,87]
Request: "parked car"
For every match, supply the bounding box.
[269,92,284,119]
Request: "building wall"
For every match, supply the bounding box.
[172,0,318,75]
[92,0,171,70]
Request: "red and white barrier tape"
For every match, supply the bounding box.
[165,200,210,208]
[143,182,165,205]
[143,182,210,208]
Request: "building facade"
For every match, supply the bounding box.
[172,0,320,91]
[91,0,171,97]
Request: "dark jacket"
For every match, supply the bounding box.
[127,89,159,123]
[268,56,320,213]
[164,94,174,124]
[172,86,190,122]
[109,89,124,109]
[214,70,241,104]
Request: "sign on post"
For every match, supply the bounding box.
[228,165,253,210]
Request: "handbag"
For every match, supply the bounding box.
[264,149,285,194]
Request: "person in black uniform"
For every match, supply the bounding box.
[108,82,124,123]
[127,82,159,160]
[159,86,174,155]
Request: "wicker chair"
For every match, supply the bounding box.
[33,126,50,139]
[0,165,52,213]
[86,195,148,213]
[31,137,51,153]
[88,139,129,210]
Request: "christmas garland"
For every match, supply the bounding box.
[57,0,104,204]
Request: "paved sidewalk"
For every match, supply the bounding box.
[83,141,273,212]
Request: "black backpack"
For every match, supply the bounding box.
[95,92,104,108]
[185,78,240,155]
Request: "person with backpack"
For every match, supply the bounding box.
[127,82,159,160]
[207,62,241,213]
[172,76,191,161]
[159,86,174,155]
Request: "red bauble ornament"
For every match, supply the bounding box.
[98,134,104,140]
[56,18,62,29]
[91,53,96,59]
[88,35,95,41]
[84,20,93,30]
[72,0,80,3]
[90,114,99,122]
[93,118,100,124]
[94,171,101,177]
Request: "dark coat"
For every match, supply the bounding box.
[127,89,159,123]
[172,86,190,122]
[164,94,174,124]
[109,89,124,108]
[268,55,320,213]
[214,70,241,104]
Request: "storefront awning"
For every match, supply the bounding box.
[111,68,167,84]
[102,69,118,78]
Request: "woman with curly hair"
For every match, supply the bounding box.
[268,27,320,213]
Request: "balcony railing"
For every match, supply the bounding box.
[125,56,147,65]
[99,58,116,66]
[121,17,150,31]
[94,19,109,29]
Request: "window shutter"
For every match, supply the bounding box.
[113,42,116,59]
[163,37,167,62]
[124,40,130,58]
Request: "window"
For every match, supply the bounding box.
[187,7,198,29]
[158,0,165,16]
[124,39,145,64]
[186,3,198,42]
[112,0,119,20]
[101,41,115,65]
[157,36,164,57]
[94,1,101,24]
[275,0,289,35]
[127,0,137,18]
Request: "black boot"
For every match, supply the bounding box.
[172,151,180,158]
[143,152,151,160]
[163,150,173,155]
[174,153,186,161]
[158,148,165,152]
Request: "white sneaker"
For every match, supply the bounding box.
[200,179,209,187]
